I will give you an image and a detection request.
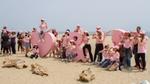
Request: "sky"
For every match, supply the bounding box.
[0,0,150,32]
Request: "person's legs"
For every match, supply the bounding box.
[126,53,131,67]
[134,53,139,67]
[82,44,87,57]
[62,47,66,59]
[94,44,98,62]
[87,44,93,62]
[140,53,146,70]
[94,44,101,62]
[11,43,16,54]
[136,53,141,69]
[119,56,124,70]
[97,44,103,62]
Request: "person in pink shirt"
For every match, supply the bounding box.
[137,33,148,71]
[74,24,84,35]
[92,26,105,63]
[82,31,93,62]
[99,45,109,66]
[61,31,70,59]
[39,18,48,32]
[106,47,120,71]
[23,33,31,57]
[110,47,120,63]
[122,32,133,70]
[132,26,143,67]
[39,18,48,39]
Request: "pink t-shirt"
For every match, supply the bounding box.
[40,22,48,31]
[110,52,120,61]
[23,36,30,43]
[93,32,104,43]
[138,37,148,53]
[102,50,109,59]
[123,39,132,48]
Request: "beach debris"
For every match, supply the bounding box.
[78,68,95,82]
[31,63,48,76]
[2,58,28,69]
[140,80,150,84]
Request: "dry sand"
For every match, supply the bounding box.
[0,36,150,84]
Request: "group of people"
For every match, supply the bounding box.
[0,19,148,72]
[1,26,16,55]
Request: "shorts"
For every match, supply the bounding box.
[24,42,30,48]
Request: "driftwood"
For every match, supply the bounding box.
[31,63,48,76]
[78,68,95,82]
[2,58,27,69]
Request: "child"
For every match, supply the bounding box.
[107,46,120,71]
[118,42,125,71]
[30,45,39,59]
[92,29,104,63]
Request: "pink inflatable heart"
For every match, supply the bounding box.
[31,31,56,57]
[38,32,56,57]
[68,32,86,62]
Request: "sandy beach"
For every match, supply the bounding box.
[0,36,150,84]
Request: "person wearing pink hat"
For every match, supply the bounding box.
[39,18,48,40]
[82,31,93,62]
[137,32,148,71]
[92,26,105,63]
[39,18,48,32]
